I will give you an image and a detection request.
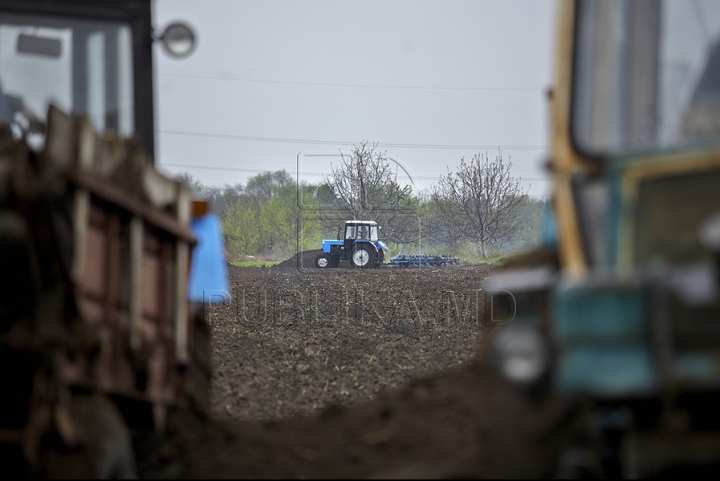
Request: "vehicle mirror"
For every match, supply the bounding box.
[158,22,196,58]
[17,34,61,58]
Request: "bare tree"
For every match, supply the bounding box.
[431,150,527,257]
[173,171,207,196]
[322,141,419,245]
[173,172,244,217]
[245,170,292,201]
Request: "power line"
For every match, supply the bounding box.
[159,163,265,174]
[175,183,552,200]
[158,162,553,182]
[159,73,545,92]
[157,130,550,151]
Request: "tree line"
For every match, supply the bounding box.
[176,142,547,261]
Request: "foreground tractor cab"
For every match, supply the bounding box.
[489,0,720,477]
[315,220,388,268]
[0,0,194,154]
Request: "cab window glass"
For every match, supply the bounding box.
[0,13,134,142]
[573,0,720,156]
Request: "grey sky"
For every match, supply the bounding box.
[152,0,557,198]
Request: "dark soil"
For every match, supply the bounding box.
[135,254,573,478]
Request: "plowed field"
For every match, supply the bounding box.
[135,254,572,478]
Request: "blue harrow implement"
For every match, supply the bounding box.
[389,254,460,268]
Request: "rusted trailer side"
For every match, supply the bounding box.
[0,106,211,475]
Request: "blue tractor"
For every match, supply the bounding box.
[314,220,388,268]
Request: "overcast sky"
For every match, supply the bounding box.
[152,0,557,198]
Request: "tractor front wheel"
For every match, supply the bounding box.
[314,253,332,269]
[350,245,373,268]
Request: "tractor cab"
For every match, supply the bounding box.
[315,220,388,269]
[486,1,720,476]
[343,220,379,248]
[0,0,195,155]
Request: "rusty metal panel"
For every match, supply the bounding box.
[103,213,121,325]
[141,248,161,321]
[1,103,209,472]
[82,223,107,301]
[71,168,199,427]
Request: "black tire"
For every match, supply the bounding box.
[314,253,332,269]
[374,250,385,268]
[350,245,373,268]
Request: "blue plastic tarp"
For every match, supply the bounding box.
[187,214,230,304]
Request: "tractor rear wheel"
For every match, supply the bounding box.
[314,253,332,269]
[350,245,373,268]
[375,250,385,267]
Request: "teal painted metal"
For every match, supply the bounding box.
[551,279,656,396]
[552,280,648,342]
[605,162,625,271]
[555,347,657,396]
[601,154,652,271]
[540,202,558,249]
